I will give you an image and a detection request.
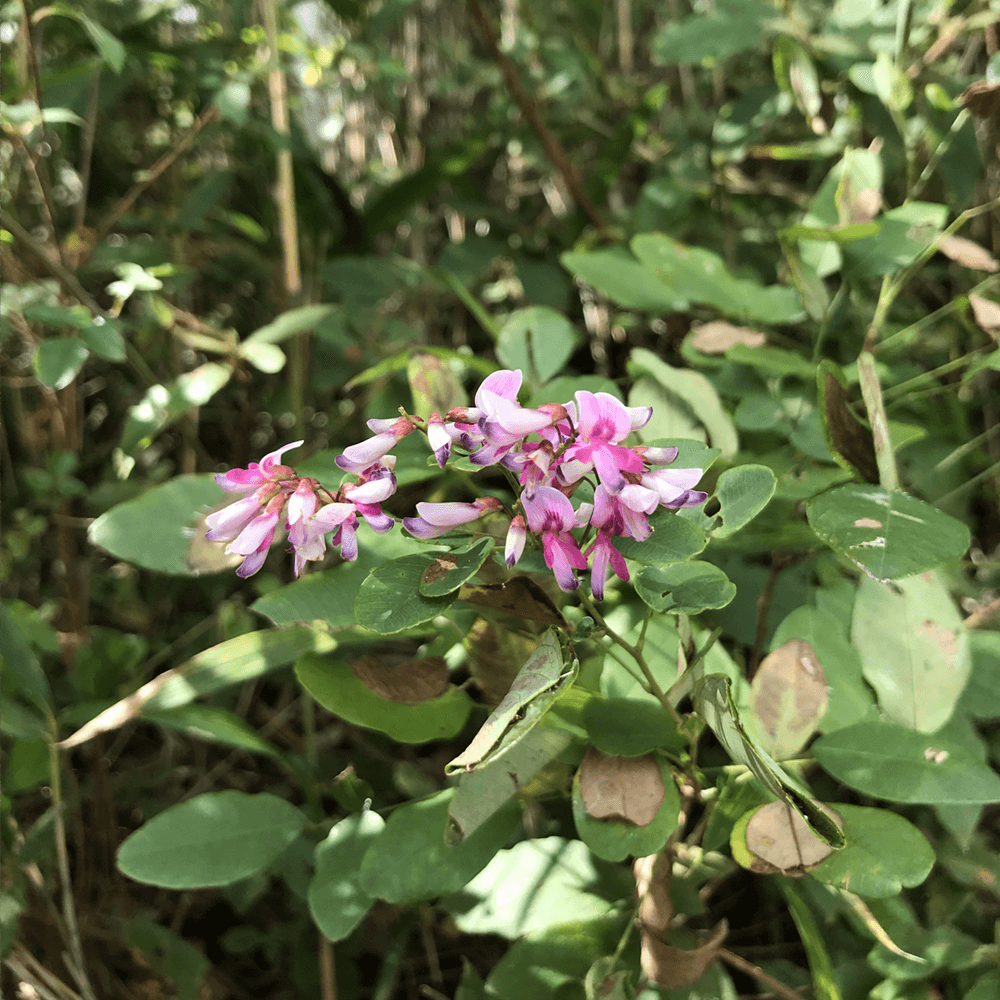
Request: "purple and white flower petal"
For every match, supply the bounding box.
[334,521,359,561]
[204,494,266,542]
[215,439,304,492]
[587,532,629,601]
[427,412,452,469]
[641,467,707,508]
[345,476,396,505]
[354,503,395,533]
[336,418,416,474]
[638,445,680,466]
[286,479,319,526]
[521,485,577,534]
[236,540,270,578]
[626,404,653,432]
[229,512,280,557]
[542,533,588,592]
[402,497,501,539]
[505,515,526,568]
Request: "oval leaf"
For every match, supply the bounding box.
[117,791,306,888]
[634,562,736,614]
[295,653,471,744]
[614,510,706,564]
[712,465,777,539]
[355,554,457,633]
[34,338,89,390]
[420,537,495,596]
[807,484,970,581]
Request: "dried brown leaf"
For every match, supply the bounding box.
[352,655,449,703]
[969,294,1000,338]
[579,747,665,827]
[820,369,879,483]
[939,235,1000,273]
[688,321,766,354]
[745,801,840,876]
[458,576,566,626]
[634,852,673,933]
[750,639,828,759]
[960,80,1000,118]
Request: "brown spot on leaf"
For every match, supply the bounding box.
[688,321,766,354]
[422,555,458,586]
[745,801,840,876]
[917,620,959,662]
[352,655,449,703]
[579,747,665,827]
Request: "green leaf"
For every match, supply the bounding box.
[872,52,913,112]
[445,630,577,775]
[778,881,842,1000]
[237,341,286,373]
[117,791,306,888]
[631,234,803,324]
[33,338,89,390]
[634,562,736,614]
[712,465,777,539]
[308,811,385,941]
[89,475,226,575]
[806,484,971,581]
[628,348,739,460]
[141,704,282,758]
[447,728,572,846]
[214,79,251,125]
[49,4,125,72]
[244,305,337,344]
[842,203,947,280]
[120,363,231,455]
[560,249,686,312]
[614,509,706,564]
[653,0,780,65]
[527,375,622,408]
[811,805,935,898]
[295,653,471,743]
[355,554,457,633]
[813,721,1000,804]
[445,838,617,937]
[852,573,970,732]
[0,604,53,711]
[695,674,845,847]
[358,789,520,904]
[583,698,684,757]
[419,538,495,597]
[80,318,126,361]
[572,759,680,863]
[724,344,817,380]
[957,632,1000,720]
[497,307,579,384]
[771,607,876,734]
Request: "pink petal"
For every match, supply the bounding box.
[413,501,484,527]
[287,481,318,524]
[347,477,396,504]
[475,369,522,408]
[618,483,660,514]
[522,486,576,534]
[335,432,397,473]
[337,521,358,561]
[229,512,279,556]
[626,405,653,431]
[543,533,587,592]
[640,446,679,466]
[204,495,263,541]
[641,467,705,505]
[215,467,268,493]
[236,542,269,578]
[505,515,526,568]
[401,516,454,539]
[259,440,304,475]
[313,503,357,529]
[575,390,632,444]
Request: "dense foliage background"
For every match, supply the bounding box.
[2,1,999,999]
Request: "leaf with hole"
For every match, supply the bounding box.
[634,562,736,615]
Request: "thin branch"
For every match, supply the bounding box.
[718,948,805,1000]
[466,0,606,231]
[86,107,220,254]
[965,594,1000,629]
[73,71,102,235]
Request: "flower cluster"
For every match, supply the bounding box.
[206,369,707,598]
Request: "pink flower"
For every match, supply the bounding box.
[586,532,629,601]
[465,369,555,467]
[560,391,644,493]
[591,483,655,542]
[215,440,304,493]
[505,514,526,568]
[640,467,708,509]
[336,417,416,474]
[427,412,452,469]
[521,486,588,591]
[403,497,502,540]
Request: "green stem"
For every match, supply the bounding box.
[882,350,988,402]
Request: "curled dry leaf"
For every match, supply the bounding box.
[750,639,828,759]
[969,294,1000,339]
[639,919,729,989]
[579,747,665,827]
[688,321,766,354]
[634,852,673,934]
[938,235,1000,273]
[351,655,449,703]
[745,801,841,876]
[960,79,1000,118]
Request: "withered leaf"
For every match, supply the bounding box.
[688,321,766,354]
[960,79,1000,118]
[458,576,565,626]
[819,363,879,483]
[638,920,728,989]
[939,235,999,273]
[969,294,1000,338]
[579,747,665,827]
[634,852,673,934]
[745,801,840,876]
[352,655,449,703]
[750,638,828,759]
